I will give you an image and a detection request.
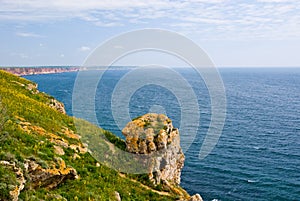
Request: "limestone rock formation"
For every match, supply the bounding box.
[25,83,38,93]
[48,98,66,114]
[25,157,78,189]
[188,194,203,201]
[122,113,185,186]
[0,157,78,201]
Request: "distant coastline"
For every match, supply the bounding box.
[0,66,167,76]
[0,67,80,76]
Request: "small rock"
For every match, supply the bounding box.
[54,145,65,155]
[73,153,81,160]
[114,191,121,201]
[69,144,87,154]
[48,99,66,114]
[54,139,69,148]
[26,83,39,94]
[188,194,203,201]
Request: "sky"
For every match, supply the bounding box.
[1,0,300,67]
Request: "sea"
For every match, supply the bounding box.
[24,67,300,201]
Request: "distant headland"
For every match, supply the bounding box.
[0,66,172,76]
[0,67,80,76]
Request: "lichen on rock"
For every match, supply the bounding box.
[122,113,204,201]
[122,113,185,186]
[25,157,78,189]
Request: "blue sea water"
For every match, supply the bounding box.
[24,67,300,201]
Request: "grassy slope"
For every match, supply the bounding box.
[0,70,178,201]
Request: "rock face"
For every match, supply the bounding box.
[25,157,78,189]
[122,113,185,186]
[188,194,203,201]
[0,157,78,201]
[48,98,66,114]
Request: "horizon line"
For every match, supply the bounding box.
[1,65,300,69]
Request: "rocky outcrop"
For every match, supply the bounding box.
[0,157,78,200]
[188,194,203,201]
[122,114,204,201]
[122,113,185,186]
[25,157,78,189]
[48,98,66,114]
[10,80,39,94]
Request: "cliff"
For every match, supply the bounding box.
[123,114,203,201]
[0,70,202,201]
[0,67,79,76]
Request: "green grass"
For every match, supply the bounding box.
[0,70,179,200]
[0,165,17,200]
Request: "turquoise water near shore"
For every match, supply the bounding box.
[24,68,300,201]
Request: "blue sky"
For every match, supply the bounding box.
[1,0,300,67]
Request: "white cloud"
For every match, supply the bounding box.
[10,52,29,59]
[1,0,300,40]
[94,21,123,27]
[60,54,65,58]
[0,0,222,21]
[20,53,29,59]
[257,0,294,2]
[16,32,43,38]
[114,45,124,49]
[78,46,91,52]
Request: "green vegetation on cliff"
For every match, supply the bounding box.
[0,70,180,201]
